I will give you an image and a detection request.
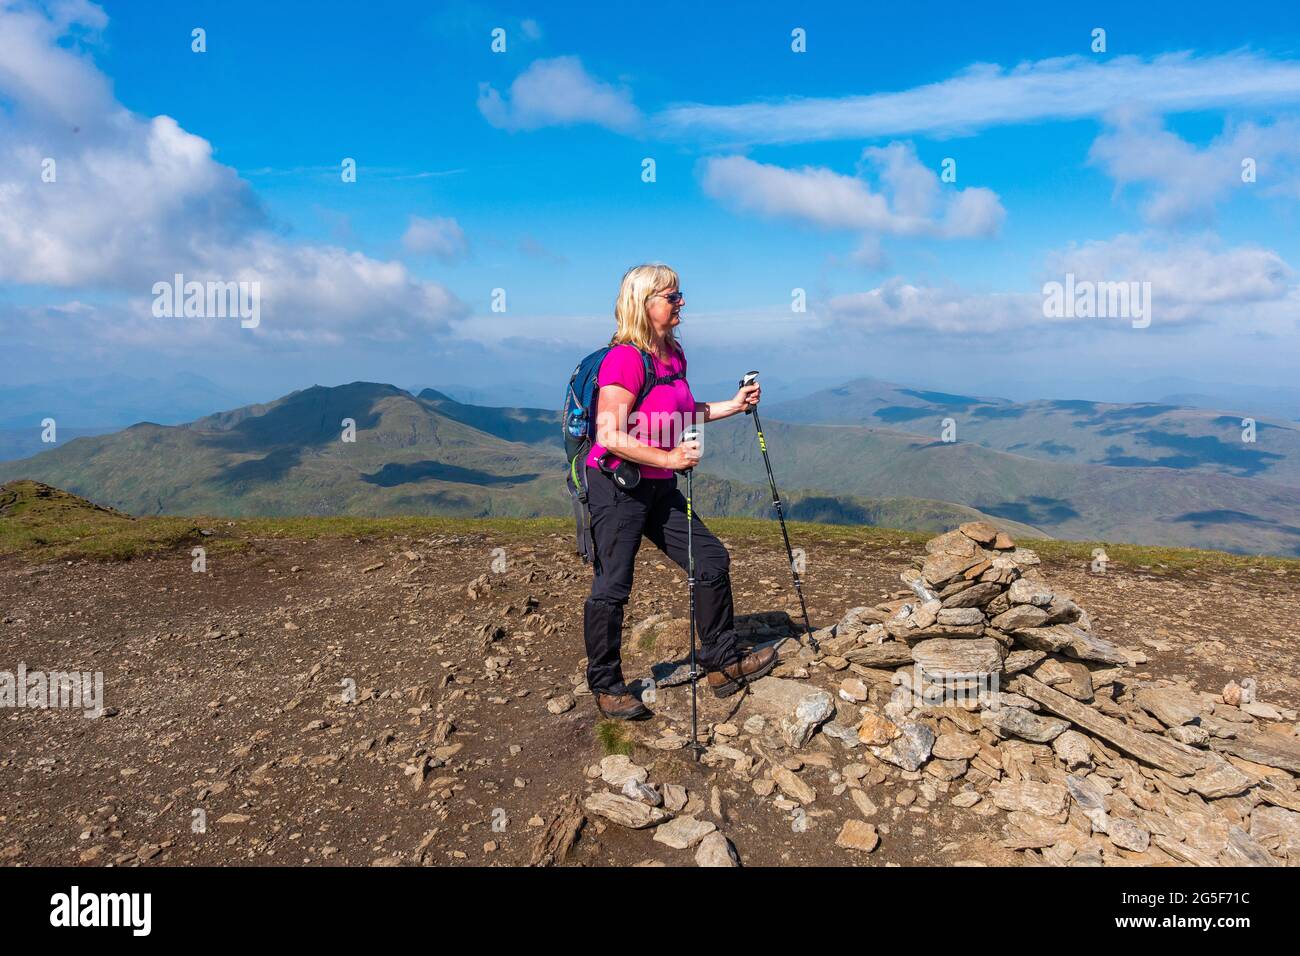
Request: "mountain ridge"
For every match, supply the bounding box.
[3,379,1298,554]
[0,382,1039,538]
[765,376,1300,486]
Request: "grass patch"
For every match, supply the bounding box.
[595,720,634,757]
[636,624,660,654]
[0,480,211,562]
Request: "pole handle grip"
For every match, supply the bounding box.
[678,427,701,475]
[739,370,759,414]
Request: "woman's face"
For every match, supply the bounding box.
[646,285,683,336]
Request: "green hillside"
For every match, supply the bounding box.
[0,383,563,518]
[0,479,203,560]
[5,380,1300,554]
[0,382,1036,539]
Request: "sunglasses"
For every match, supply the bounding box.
[652,291,686,305]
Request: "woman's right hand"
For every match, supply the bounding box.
[664,440,702,472]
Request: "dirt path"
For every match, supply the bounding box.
[1,529,1297,866]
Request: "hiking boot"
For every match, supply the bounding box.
[594,691,653,721]
[706,645,778,698]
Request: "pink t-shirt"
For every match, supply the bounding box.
[586,343,698,480]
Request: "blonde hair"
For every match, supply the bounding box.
[611,263,681,356]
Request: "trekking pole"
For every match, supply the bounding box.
[738,371,820,652]
[680,426,706,762]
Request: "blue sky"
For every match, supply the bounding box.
[3,0,1300,412]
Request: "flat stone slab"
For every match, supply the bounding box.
[600,755,647,788]
[1210,732,1300,774]
[651,661,698,687]
[941,581,1003,608]
[653,815,716,850]
[835,819,880,853]
[843,643,914,666]
[1188,760,1256,798]
[981,705,1069,743]
[990,605,1049,631]
[932,732,981,761]
[583,792,671,830]
[745,676,817,716]
[1017,676,1208,776]
[990,780,1068,817]
[911,637,1004,676]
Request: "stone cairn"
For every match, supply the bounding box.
[577,521,1300,866]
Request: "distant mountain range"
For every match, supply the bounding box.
[2,377,1298,555]
[766,378,1300,485]
[1116,377,1300,422]
[0,382,1035,538]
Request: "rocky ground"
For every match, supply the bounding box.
[1,521,1298,867]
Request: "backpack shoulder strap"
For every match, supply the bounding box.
[631,348,686,407]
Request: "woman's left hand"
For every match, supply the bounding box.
[734,382,760,411]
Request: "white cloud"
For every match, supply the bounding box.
[0,1,468,345]
[699,144,1003,239]
[1089,112,1300,225]
[701,156,888,229]
[827,280,1040,335]
[477,56,640,132]
[1,113,264,287]
[0,0,112,126]
[660,52,1300,145]
[826,235,1295,335]
[214,239,467,343]
[402,215,469,260]
[1047,234,1293,319]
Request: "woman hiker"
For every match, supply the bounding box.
[583,263,778,720]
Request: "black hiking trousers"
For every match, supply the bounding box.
[582,464,740,696]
